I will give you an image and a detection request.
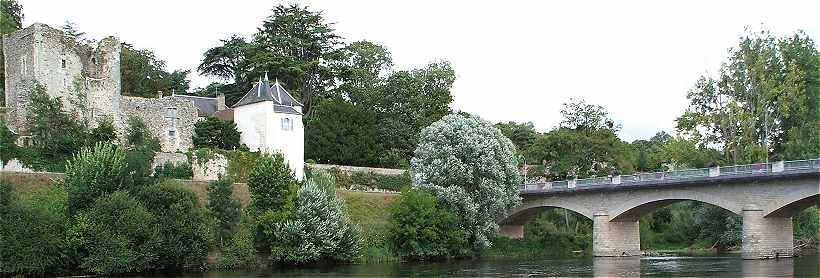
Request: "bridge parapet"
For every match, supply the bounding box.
[521,159,820,194]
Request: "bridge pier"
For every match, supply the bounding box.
[498,224,524,239]
[742,206,793,259]
[593,212,640,257]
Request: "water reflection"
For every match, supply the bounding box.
[742,258,794,277]
[593,257,641,277]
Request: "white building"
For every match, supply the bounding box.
[232,75,305,179]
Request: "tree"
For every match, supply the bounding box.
[411,114,522,251]
[389,188,467,259]
[304,98,381,166]
[88,118,117,145]
[137,180,210,269]
[193,116,241,150]
[677,29,819,163]
[495,121,537,155]
[208,176,241,247]
[60,21,89,43]
[246,152,298,216]
[265,172,361,263]
[123,116,160,185]
[198,4,342,115]
[79,191,159,274]
[64,142,129,215]
[0,0,23,106]
[26,83,90,171]
[560,98,620,131]
[0,120,17,164]
[121,43,190,97]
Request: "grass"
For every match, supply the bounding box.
[337,190,400,263]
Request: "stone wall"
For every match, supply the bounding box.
[308,163,407,176]
[192,152,227,181]
[120,95,197,152]
[151,152,188,172]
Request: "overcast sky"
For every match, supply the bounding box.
[18,0,819,141]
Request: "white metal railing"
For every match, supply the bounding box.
[521,158,820,192]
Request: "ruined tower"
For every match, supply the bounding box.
[2,23,121,133]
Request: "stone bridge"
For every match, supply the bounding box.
[498,159,820,260]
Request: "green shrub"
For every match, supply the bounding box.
[388,188,468,259]
[155,161,194,179]
[64,142,130,215]
[208,176,241,247]
[0,120,17,164]
[137,180,211,269]
[193,116,241,150]
[225,150,261,182]
[26,82,90,172]
[247,152,298,216]
[79,191,159,274]
[266,176,362,263]
[124,116,161,187]
[0,182,70,275]
[89,118,117,145]
[218,214,258,269]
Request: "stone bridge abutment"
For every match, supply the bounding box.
[499,173,819,260]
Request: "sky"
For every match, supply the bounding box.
[17,0,820,142]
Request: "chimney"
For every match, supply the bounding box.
[217,93,226,111]
[156,91,163,98]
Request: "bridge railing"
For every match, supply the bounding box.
[521,158,819,193]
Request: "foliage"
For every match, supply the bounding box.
[137,180,210,269]
[154,161,193,179]
[677,29,819,163]
[89,118,117,145]
[199,4,341,112]
[121,43,190,97]
[26,82,90,171]
[247,152,298,216]
[79,191,159,274]
[225,149,262,182]
[794,207,820,245]
[208,176,242,247]
[348,171,411,192]
[0,183,70,275]
[0,120,17,164]
[193,116,241,150]
[64,142,129,215]
[305,98,381,166]
[559,98,620,131]
[495,121,537,155]
[265,176,362,263]
[411,114,522,251]
[124,116,161,186]
[218,214,259,269]
[388,188,468,259]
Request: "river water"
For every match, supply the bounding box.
[160,254,818,277]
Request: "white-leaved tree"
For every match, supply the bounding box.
[411,113,522,251]
[269,170,361,263]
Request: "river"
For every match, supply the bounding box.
[152,254,818,277]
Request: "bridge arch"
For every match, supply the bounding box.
[501,201,593,225]
[766,192,819,218]
[608,191,741,222]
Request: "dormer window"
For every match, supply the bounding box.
[281,117,293,131]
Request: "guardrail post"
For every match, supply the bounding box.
[544,182,552,191]
[611,175,621,185]
[709,166,720,177]
[772,161,784,173]
[568,179,577,189]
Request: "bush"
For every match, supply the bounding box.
[247,152,298,216]
[137,180,210,269]
[0,120,17,164]
[193,116,241,150]
[89,118,117,145]
[155,161,194,179]
[208,176,241,247]
[265,176,362,263]
[389,188,467,259]
[0,183,70,275]
[26,82,90,171]
[79,191,159,274]
[350,171,410,191]
[64,142,130,215]
[218,214,258,269]
[411,114,522,251]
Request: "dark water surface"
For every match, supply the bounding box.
[156,254,818,277]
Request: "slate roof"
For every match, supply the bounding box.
[232,76,303,115]
[174,94,218,116]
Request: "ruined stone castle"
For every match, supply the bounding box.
[2,23,227,152]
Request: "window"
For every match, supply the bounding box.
[168,129,176,137]
[281,118,293,131]
[61,59,66,69]
[165,107,178,119]
[20,56,27,75]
